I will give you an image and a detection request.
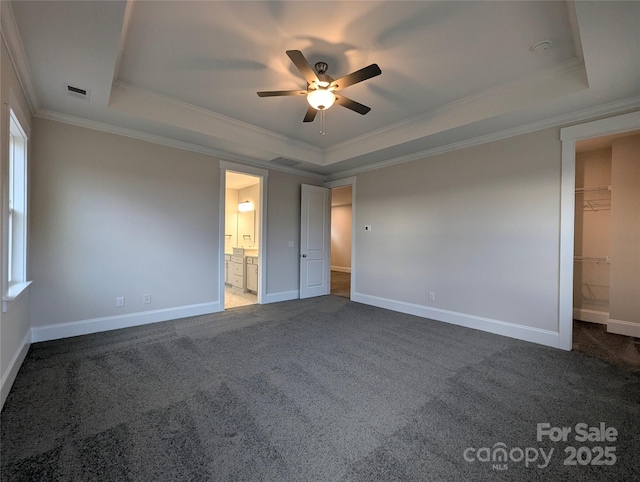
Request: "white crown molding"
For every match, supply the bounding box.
[35,109,325,180]
[327,96,640,180]
[113,58,587,169]
[325,176,356,189]
[325,57,588,165]
[113,56,580,169]
[110,81,325,165]
[560,109,640,140]
[0,0,39,113]
[37,94,639,185]
[224,154,323,179]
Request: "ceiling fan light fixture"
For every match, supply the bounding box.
[307,88,335,110]
[258,50,381,124]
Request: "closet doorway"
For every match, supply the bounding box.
[560,112,639,350]
[573,141,612,325]
[571,127,640,362]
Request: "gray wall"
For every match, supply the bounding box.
[15,99,630,371]
[330,185,352,271]
[354,128,562,332]
[265,170,323,296]
[29,118,321,330]
[610,134,640,325]
[30,119,220,327]
[331,204,352,271]
[1,38,32,407]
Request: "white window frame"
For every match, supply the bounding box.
[3,108,31,312]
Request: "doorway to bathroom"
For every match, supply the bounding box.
[221,162,267,310]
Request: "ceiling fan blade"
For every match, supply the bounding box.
[335,95,371,115]
[330,64,381,91]
[286,50,319,85]
[303,106,317,123]
[257,90,306,97]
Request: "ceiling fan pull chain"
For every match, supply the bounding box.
[321,110,326,136]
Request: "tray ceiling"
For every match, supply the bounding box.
[6,1,640,176]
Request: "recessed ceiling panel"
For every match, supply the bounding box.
[117,1,578,146]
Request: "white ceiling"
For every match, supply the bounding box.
[5,1,640,177]
[226,171,260,190]
[331,185,352,207]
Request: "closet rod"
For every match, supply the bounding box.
[573,256,610,262]
[575,185,611,193]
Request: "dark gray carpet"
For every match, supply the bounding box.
[2,296,638,481]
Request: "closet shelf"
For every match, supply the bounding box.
[575,185,611,193]
[575,185,611,211]
[574,256,610,263]
[583,199,610,211]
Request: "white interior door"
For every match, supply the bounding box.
[300,184,331,298]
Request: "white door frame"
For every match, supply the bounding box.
[219,161,268,309]
[326,176,356,299]
[558,111,640,350]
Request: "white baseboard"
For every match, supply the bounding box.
[30,301,221,343]
[264,290,299,304]
[352,292,563,349]
[331,266,351,273]
[607,319,640,338]
[1,329,30,410]
[573,308,608,324]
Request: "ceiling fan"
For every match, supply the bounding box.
[257,50,382,124]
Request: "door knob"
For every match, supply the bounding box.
[301,254,307,258]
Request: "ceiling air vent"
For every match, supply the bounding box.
[66,84,90,101]
[270,157,301,168]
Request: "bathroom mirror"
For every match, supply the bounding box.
[237,210,255,247]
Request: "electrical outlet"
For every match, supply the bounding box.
[143,294,151,304]
[116,296,125,307]
[428,292,436,301]
[288,240,295,247]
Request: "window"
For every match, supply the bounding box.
[3,109,29,310]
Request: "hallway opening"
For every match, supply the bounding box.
[330,185,352,299]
